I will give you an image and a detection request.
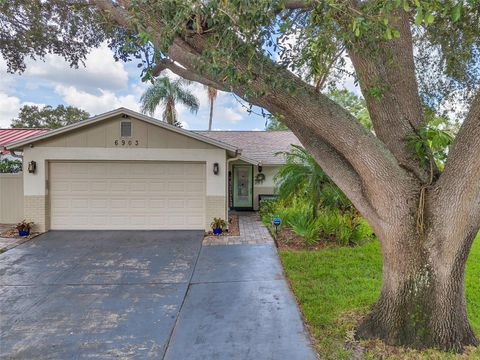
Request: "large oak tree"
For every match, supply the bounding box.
[1,0,479,352]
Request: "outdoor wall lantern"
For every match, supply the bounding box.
[257,163,263,173]
[27,161,37,174]
[213,162,220,175]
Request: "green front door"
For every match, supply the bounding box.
[233,165,253,209]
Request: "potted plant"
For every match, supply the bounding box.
[16,220,34,237]
[211,218,226,235]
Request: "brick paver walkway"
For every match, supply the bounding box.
[203,212,274,246]
[0,237,32,252]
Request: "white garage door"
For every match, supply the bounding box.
[49,162,206,230]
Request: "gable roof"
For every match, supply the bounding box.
[197,131,301,165]
[6,108,242,155]
[0,128,50,154]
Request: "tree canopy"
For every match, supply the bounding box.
[10,105,90,129]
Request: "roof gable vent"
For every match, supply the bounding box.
[121,121,132,138]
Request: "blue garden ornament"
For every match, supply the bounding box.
[272,217,281,237]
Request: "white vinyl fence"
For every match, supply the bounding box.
[0,173,23,224]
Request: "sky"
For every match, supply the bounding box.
[0,43,272,130]
[0,43,360,130]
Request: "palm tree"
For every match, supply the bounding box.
[206,86,217,130]
[140,77,200,127]
[274,145,350,218]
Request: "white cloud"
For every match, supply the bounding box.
[25,43,129,92]
[0,93,45,128]
[55,85,140,116]
[0,59,17,93]
[224,107,243,123]
[0,92,21,127]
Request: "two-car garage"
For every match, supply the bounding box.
[49,161,206,230]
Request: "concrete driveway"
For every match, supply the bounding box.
[0,231,316,359]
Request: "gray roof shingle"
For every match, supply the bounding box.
[196,130,301,165]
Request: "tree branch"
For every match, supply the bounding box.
[347,10,433,183]
[433,89,480,237]
[282,0,315,10]
[89,0,129,27]
[152,59,228,91]
[238,65,418,217]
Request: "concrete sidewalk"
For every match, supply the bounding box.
[165,244,317,360]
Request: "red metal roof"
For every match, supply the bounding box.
[0,128,49,154]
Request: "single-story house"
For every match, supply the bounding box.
[6,108,300,232]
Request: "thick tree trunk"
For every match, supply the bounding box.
[357,222,479,351]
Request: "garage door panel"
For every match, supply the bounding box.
[186,181,204,193]
[91,181,108,192]
[110,180,129,192]
[49,162,206,230]
[70,182,89,192]
[149,199,166,209]
[148,181,167,192]
[91,199,108,209]
[130,184,148,194]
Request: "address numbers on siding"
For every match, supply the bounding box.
[114,139,139,146]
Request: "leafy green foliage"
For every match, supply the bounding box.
[0,158,22,173]
[326,89,372,130]
[140,76,199,127]
[260,197,374,247]
[407,108,456,169]
[275,144,351,218]
[265,116,288,131]
[0,0,106,74]
[210,217,226,230]
[258,198,278,220]
[269,145,373,246]
[10,105,89,129]
[285,205,320,244]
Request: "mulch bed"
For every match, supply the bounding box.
[0,225,40,240]
[205,214,239,237]
[274,226,337,251]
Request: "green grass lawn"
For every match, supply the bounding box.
[280,233,480,359]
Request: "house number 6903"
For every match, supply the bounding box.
[114,140,139,146]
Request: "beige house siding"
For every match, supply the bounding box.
[35,117,217,150]
[24,195,49,232]
[253,165,278,210]
[0,173,24,224]
[206,196,227,229]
